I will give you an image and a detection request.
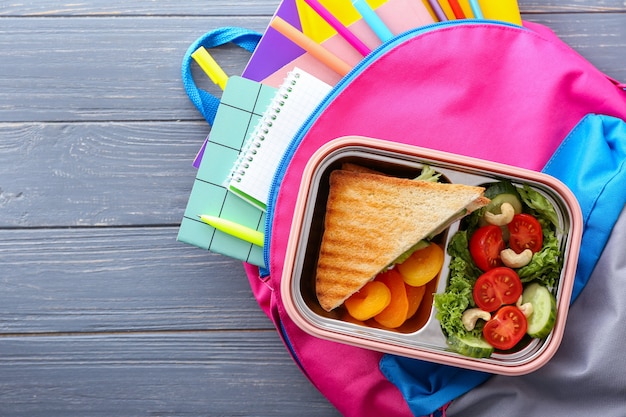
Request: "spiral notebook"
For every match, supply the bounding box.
[228,68,332,211]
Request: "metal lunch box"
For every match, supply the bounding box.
[280,136,582,375]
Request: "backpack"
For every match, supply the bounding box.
[182,18,626,417]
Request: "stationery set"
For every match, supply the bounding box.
[178,0,453,265]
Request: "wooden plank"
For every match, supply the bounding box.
[0,332,342,417]
[0,1,281,16]
[0,227,274,334]
[0,16,269,123]
[0,121,208,227]
[0,3,620,417]
[522,0,626,12]
[0,0,623,15]
[0,15,625,123]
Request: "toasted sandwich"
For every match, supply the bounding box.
[316,169,489,312]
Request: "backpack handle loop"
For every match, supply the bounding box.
[181,27,261,125]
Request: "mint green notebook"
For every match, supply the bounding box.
[177,76,277,268]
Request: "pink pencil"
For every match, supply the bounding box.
[302,0,371,56]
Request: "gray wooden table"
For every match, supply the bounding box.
[1,1,624,416]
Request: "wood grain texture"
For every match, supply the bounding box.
[0,332,341,417]
[0,227,272,333]
[0,15,624,123]
[0,1,624,416]
[521,0,626,12]
[0,17,268,123]
[0,1,280,16]
[0,0,623,15]
[0,122,208,227]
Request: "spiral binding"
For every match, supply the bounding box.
[229,71,301,184]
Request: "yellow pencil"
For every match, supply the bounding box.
[191,46,229,90]
[198,215,264,247]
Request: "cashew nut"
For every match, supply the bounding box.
[462,308,491,331]
[501,248,533,268]
[484,202,515,226]
[516,296,534,318]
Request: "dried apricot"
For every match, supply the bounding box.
[344,281,391,321]
[374,270,409,328]
[405,283,426,320]
[397,243,444,287]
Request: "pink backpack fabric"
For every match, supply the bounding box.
[180,17,626,417]
[245,21,626,417]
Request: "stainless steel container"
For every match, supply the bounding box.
[280,136,582,375]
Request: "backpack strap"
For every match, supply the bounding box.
[181,27,261,125]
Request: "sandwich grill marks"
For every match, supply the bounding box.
[315,169,487,312]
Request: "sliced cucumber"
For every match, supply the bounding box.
[522,283,557,339]
[486,193,523,215]
[447,335,494,359]
[484,181,519,199]
[479,182,523,230]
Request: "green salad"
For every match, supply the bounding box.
[434,181,563,358]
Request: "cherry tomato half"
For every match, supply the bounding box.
[483,305,528,350]
[508,213,543,254]
[473,267,523,312]
[469,225,505,271]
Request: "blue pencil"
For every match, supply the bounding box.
[351,0,394,42]
[469,0,484,18]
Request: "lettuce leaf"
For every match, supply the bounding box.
[414,165,442,182]
[447,230,482,280]
[517,228,561,287]
[433,231,484,338]
[516,185,563,287]
[517,184,560,229]
[434,273,483,339]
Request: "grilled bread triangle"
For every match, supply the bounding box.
[316,169,488,312]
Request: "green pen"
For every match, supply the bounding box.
[198,214,265,247]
